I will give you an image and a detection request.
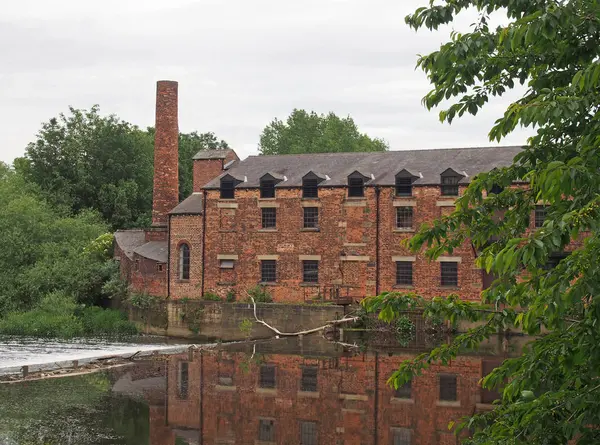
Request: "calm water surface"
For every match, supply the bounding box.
[0,335,522,445]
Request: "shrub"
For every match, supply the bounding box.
[203,292,222,301]
[246,285,273,303]
[78,306,138,336]
[0,310,84,338]
[226,289,236,302]
[128,292,160,309]
[239,319,253,338]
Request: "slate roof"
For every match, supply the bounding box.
[114,230,146,260]
[134,241,168,263]
[170,193,203,215]
[192,148,237,160]
[203,146,523,189]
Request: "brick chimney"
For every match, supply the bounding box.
[152,80,179,227]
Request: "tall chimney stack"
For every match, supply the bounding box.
[152,80,179,227]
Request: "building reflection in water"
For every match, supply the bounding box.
[139,334,527,445]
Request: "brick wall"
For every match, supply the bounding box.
[130,253,167,297]
[168,184,483,303]
[193,159,223,192]
[170,214,204,298]
[163,347,499,445]
[152,81,179,227]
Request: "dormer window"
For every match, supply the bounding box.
[440,169,463,196]
[220,179,235,199]
[302,172,325,198]
[260,179,275,198]
[395,170,417,197]
[259,173,283,199]
[348,171,368,198]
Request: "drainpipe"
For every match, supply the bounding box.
[167,215,171,298]
[199,350,204,445]
[375,187,381,296]
[201,190,207,298]
[374,351,379,445]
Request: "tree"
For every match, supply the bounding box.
[258,109,388,155]
[17,107,230,228]
[363,2,600,443]
[17,106,155,229]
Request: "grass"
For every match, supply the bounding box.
[0,307,137,338]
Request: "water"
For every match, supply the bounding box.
[0,336,190,375]
[0,335,515,445]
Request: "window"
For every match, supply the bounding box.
[348,177,364,197]
[489,184,504,194]
[396,207,413,229]
[395,262,413,286]
[260,179,276,198]
[302,261,319,284]
[258,419,275,442]
[177,362,189,399]
[259,364,276,388]
[300,421,317,445]
[261,208,277,229]
[303,178,319,198]
[301,366,318,392]
[394,379,412,399]
[134,259,139,271]
[219,259,234,269]
[179,243,190,280]
[441,175,460,196]
[439,374,457,401]
[535,205,547,228]
[157,264,164,272]
[440,262,458,286]
[392,428,412,445]
[303,207,319,229]
[220,179,235,199]
[396,177,413,196]
[261,260,277,283]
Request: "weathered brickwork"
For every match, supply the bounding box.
[162,349,500,445]
[169,214,204,299]
[130,253,167,297]
[192,150,239,192]
[152,81,179,227]
[168,183,483,302]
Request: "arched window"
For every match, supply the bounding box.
[179,243,190,280]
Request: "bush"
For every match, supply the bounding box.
[203,291,222,301]
[78,306,138,336]
[226,289,236,302]
[0,310,84,338]
[246,285,273,303]
[0,291,137,338]
[128,292,160,309]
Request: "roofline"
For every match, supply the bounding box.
[249,145,525,159]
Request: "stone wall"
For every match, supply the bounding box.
[129,301,347,341]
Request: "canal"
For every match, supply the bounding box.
[0,334,523,444]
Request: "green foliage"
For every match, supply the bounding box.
[238,319,254,338]
[258,109,388,155]
[0,292,136,338]
[364,1,600,443]
[18,107,230,229]
[128,292,160,310]
[226,289,236,302]
[246,285,273,303]
[202,291,222,301]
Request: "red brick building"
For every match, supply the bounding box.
[115,80,524,302]
[156,339,511,445]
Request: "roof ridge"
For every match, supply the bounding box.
[249,145,524,158]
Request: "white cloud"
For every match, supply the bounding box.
[0,0,530,164]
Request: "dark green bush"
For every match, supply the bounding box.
[226,289,236,302]
[246,285,273,303]
[203,292,222,301]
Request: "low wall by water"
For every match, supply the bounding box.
[127,301,348,341]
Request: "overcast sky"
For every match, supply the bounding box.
[0,0,530,164]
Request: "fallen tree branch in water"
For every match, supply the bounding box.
[249,297,359,337]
